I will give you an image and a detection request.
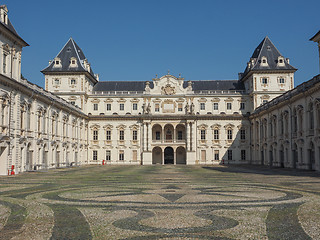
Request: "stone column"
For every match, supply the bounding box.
[174,149,176,165]
[162,150,164,165]
[186,122,190,151]
[143,122,147,151]
[147,122,152,151]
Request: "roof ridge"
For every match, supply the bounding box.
[70,38,86,69]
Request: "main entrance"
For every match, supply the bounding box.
[164,147,174,164]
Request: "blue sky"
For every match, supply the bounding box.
[4,0,320,87]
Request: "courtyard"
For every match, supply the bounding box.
[0,165,319,239]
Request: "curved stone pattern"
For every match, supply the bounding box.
[0,165,319,239]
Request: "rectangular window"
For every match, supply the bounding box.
[155,131,160,140]
[262,78,268,84]
[200,103,205,110]
[155,104,160,112]
[213,103,219,110]
[119,150,124,161]
[70,101,75,105]
[93,150,98,161]
[93,103,98,111]
[227,129,233,140]
[177,131,183,140]
[227,103,232,110]
[106,130,111,140]
[279,78,285,84]
[240,129,246,140]
[240,102,245,110]
[106,150,111,161]
[119,130,124,140]
[133,103,138,110]
[106,103,111,111]
[178,103,183,112]
[214,129,219,140]
[3,53,7,74]
[201,129,206,140]
[54,79,60,85]
[93,130,98,140]
[241,150,246,160]
[71,79,76,85]
[132,130,137,141]
[120,103,124,111]
[227,150,232,160]
[214,150,219,160]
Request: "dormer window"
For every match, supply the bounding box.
[71,79,76,85]
[277,56,285,67]
[261,56,268,66]
[53,58,61,68]
[278,77,285,84]
[69,57,77,68]
[261,77,268,84]
[54,79,60,85]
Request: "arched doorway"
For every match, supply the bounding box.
[164,147,174,164]
[152,147,162,164]
[26,143,33,171]
[176,146,186,164]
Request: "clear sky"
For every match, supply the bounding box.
[4,0,320,87]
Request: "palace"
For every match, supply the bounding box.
[0,5,319,175]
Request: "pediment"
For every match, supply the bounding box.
[148,74,191,95]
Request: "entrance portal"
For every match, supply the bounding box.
[164,147,174,164]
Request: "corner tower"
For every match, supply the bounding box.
[239,37,297,109]
[41,38,98,111]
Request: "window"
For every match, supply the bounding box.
[201,129,206,140]
[132,130,137,141]
[119,150,124,161]
[240,102,245,110]
[227,129,233,140]
[279,78,285,84]
[227,150,232,160]
[177,131,183,140]
[262,78,268,84]
[200,103,205,110]
[227,103,232,110]
[155,131,161,140]
[214,150,219,160]
[213,103,219,110]
[70,101,75,105]
[106,103,111,111]
[93,130,98,140]
[241,150,246,160]
[133,103,138,110]
[55,60,60,65]
[155,104,160,112]
[3,53,7,73]
[120,103,124,111]
[93,103,98,111]
[71,79,76,85]
[262,100,268,105]
[240,129,246,140]
[106,150,111,161]
[106,130,111,140]
[119,130,124,140]
[93,150,98,161]
[178,103,183,112]
[214,129,219,140]
[54,79,60,85]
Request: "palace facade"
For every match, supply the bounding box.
[0,5,319,175]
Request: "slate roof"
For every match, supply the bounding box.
[92,80,244,92]
[310,30,320,42]
[41,38,96,80]
[241,36,296,80]
[0,13,28,46]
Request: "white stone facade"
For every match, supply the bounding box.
[0,5,319,175]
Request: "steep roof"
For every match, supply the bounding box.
[41,38,97,81]
[92,80,244,92]
[241,36,296,80]
[310,30,320,42]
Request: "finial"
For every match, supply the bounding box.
[167,69,170,75]
[179,73,181,78]
[156,74,158,78]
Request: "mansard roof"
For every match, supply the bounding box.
[92,80,244,92]
[41,38,97,82]
[241,36,296,80]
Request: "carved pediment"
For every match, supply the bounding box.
[161,84,176,95]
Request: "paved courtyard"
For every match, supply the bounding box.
[0,165,320,239]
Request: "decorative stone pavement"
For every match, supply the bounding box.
[0,165,320,239]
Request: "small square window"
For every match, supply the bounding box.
[279,78,285,84]
[70,101,75,105]
[54,79,60,85]
[262,78,268,84]
[133,103,138,110]
[71,79,76,85]
[93,103,98,111]
[72,60,76,64]
[55,60,60,65]
[120,103,124,111]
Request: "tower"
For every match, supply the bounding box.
[239,37,297,109]
[41,38,99,112]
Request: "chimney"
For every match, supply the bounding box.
[0,5,8,25]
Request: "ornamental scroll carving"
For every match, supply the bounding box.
[161,84,176,95]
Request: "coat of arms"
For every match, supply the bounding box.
[162,84,176,95]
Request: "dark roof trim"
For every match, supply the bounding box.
[310,30,320,42]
